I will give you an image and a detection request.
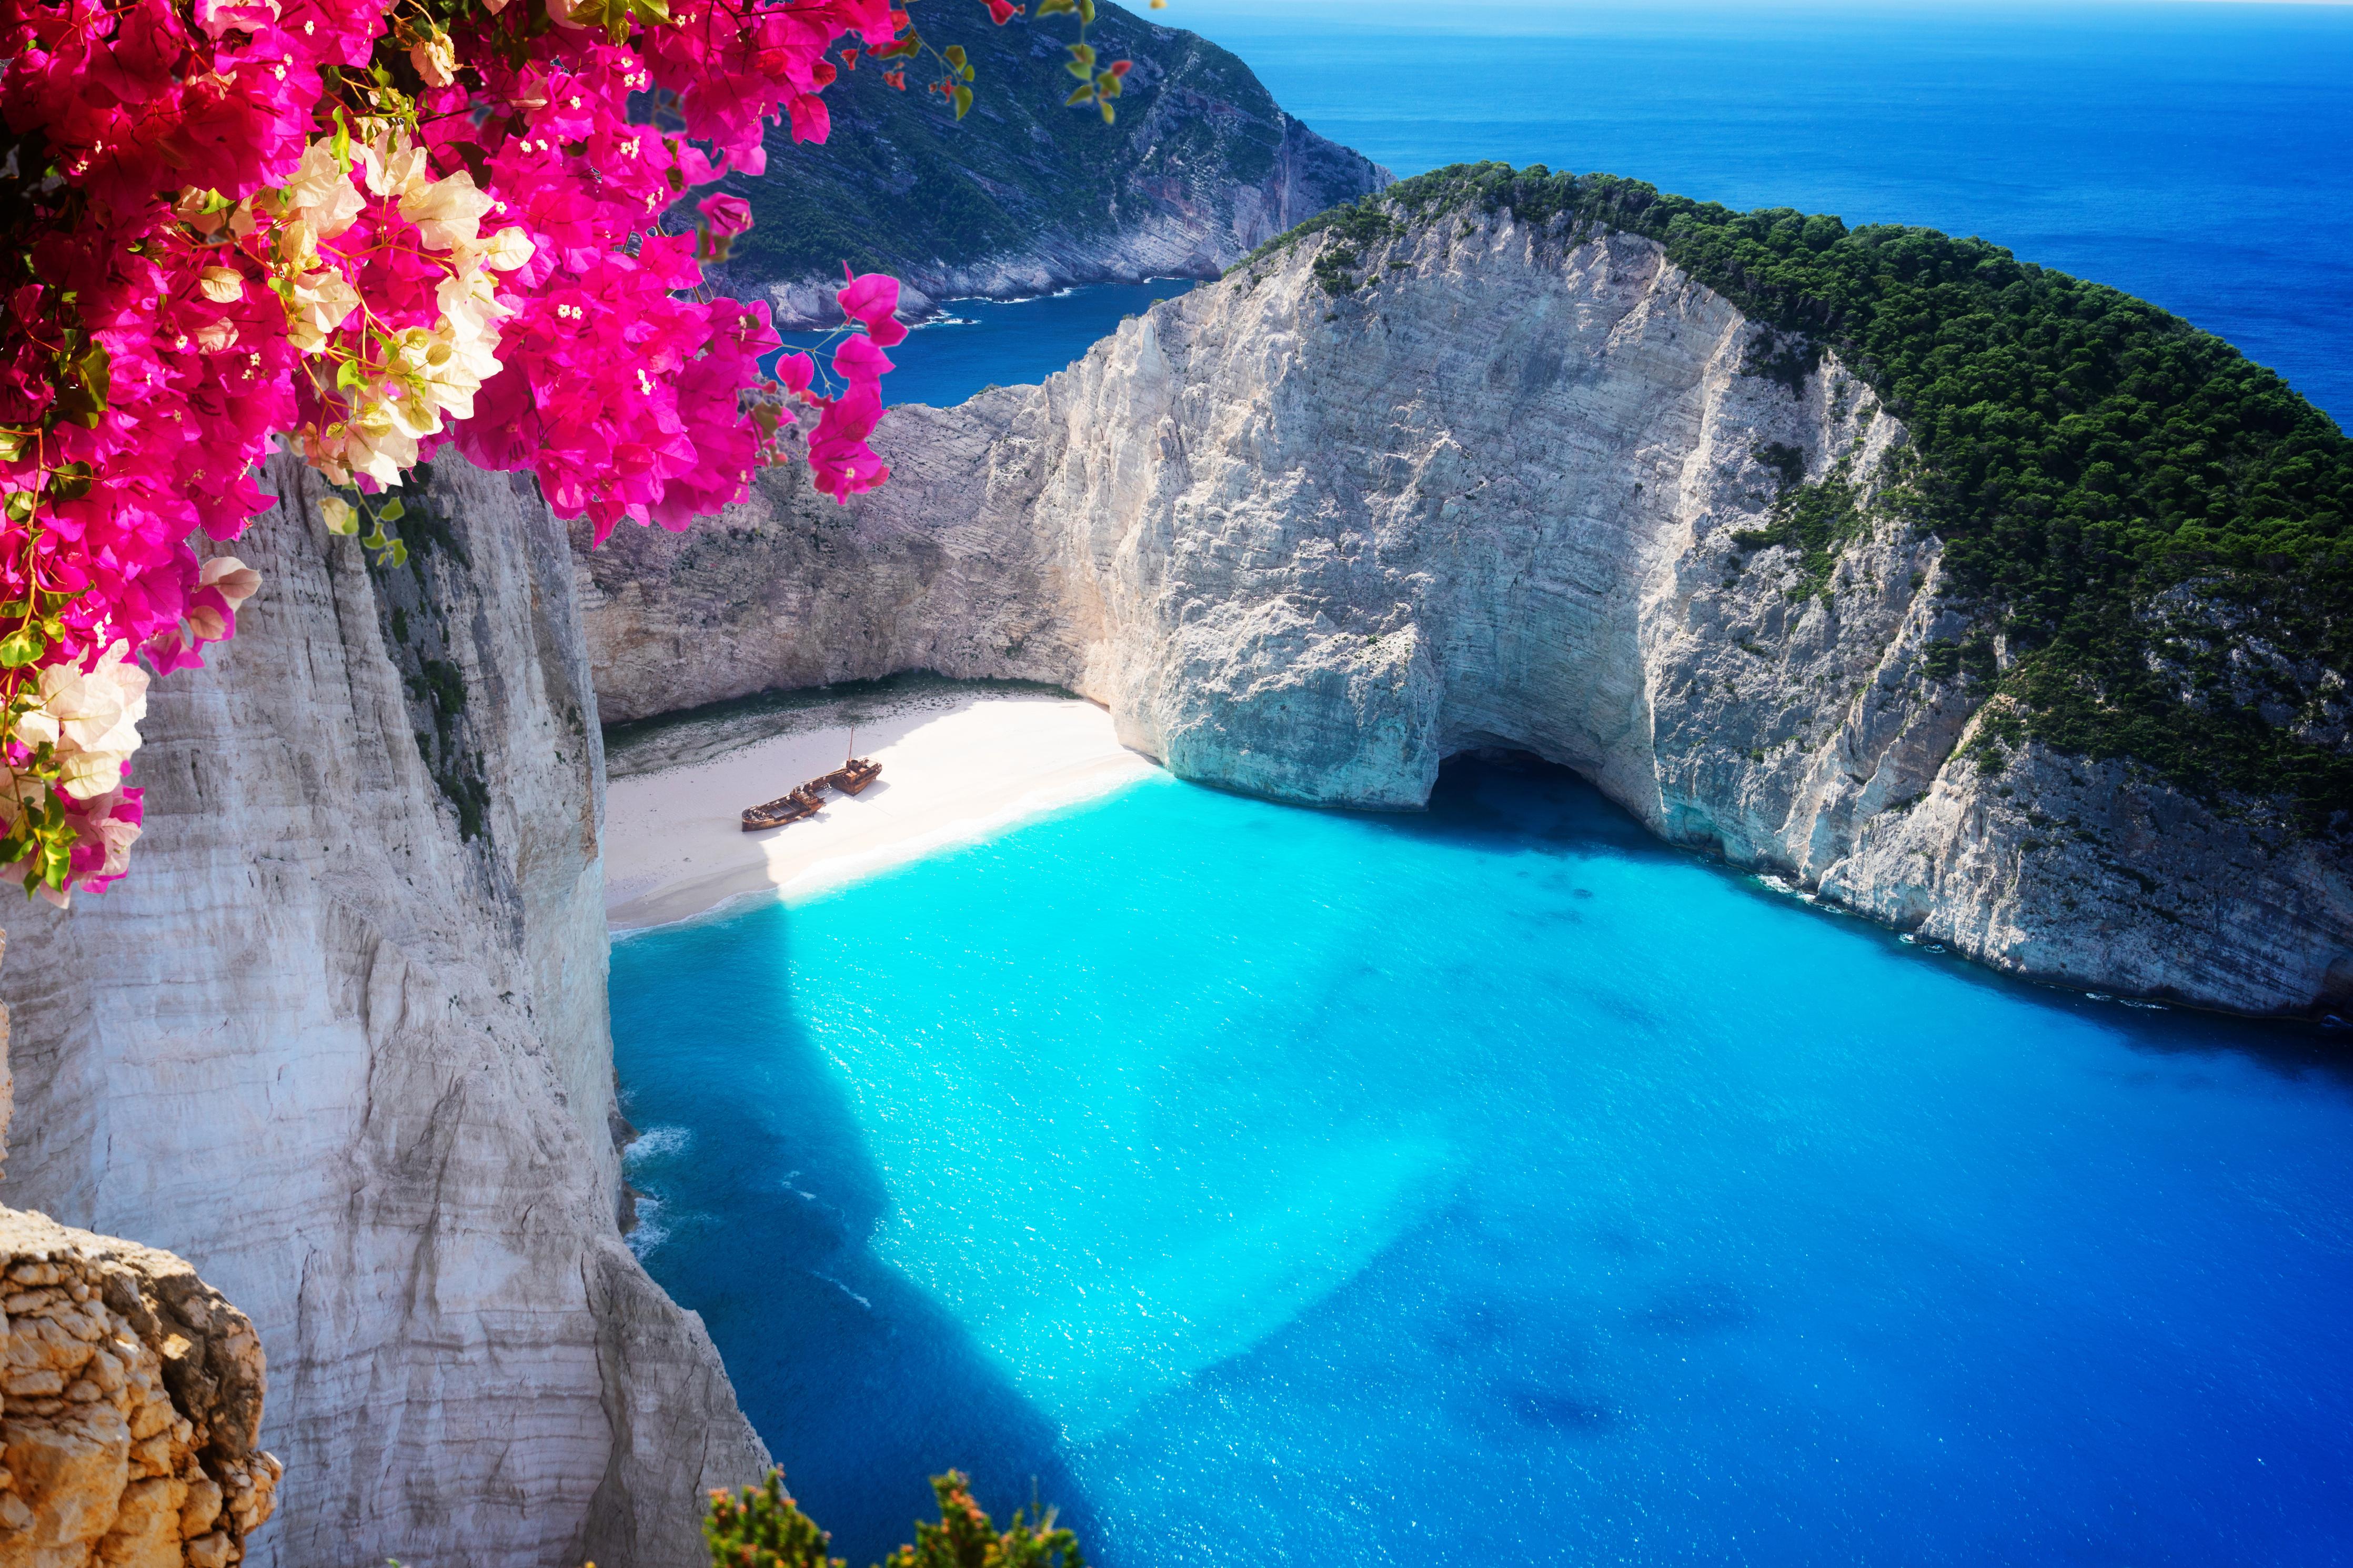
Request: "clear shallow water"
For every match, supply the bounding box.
[613,761,2353,1568]
[1171,2,2353,424]
[773,278,1198,411]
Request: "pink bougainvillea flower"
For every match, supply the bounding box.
[0,0,912,895]
[776,352,818,399]
[837,269,908,346]
[698,193,755,238]
[831,332,896,385]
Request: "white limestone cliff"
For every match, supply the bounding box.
[578,211,2352,1016]
[1,456,766,1568]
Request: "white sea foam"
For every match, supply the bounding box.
[626,1193,670,1259]
[624,1124,692,1167]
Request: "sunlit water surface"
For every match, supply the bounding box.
[614,762,2353,1568]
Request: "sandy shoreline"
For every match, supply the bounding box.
[602,688,1160,930]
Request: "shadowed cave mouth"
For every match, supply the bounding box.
[1420,749,2352,1051]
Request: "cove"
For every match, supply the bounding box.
[769,278,1197,412]
[611,756,2353,1567]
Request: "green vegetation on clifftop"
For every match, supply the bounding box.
[1250,163,2353,825]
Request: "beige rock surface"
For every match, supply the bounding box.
[578,209,2351,1015]
[1,455,765,1568]
[0,1206,279,1568]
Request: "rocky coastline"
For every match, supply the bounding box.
[718,5,1390,329]
[578,205,2353,1017]
[755,103,1394,328]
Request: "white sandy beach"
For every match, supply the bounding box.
[602,690,1160,929]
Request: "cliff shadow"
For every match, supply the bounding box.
[1406,751,2353,1085]
[607,906,1103,1566]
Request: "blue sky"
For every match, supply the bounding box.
[1160,0,2352,21]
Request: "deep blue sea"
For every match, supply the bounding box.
[779,280,1199,411]
[833,2,2353,423]
[614,764,2353,1568]
[625,9,2353,1564]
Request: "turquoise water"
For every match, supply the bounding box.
[612,761,2353,1567]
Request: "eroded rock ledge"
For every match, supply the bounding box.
[577,209,2351,1017]
[0,1207,278,1568]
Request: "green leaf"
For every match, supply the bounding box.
[0,629,46,668]
[4,492,34,523]
[48,462,91,502]
[942,44,966,69]
[376,496,406,522]
[952,84,973,119]
[1064,83,1095,105]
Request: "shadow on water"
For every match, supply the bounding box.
[610,908,1102,1566]
[1405,748,2353,1085]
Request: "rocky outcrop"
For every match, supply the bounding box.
[578,207,2353,1016]
[0,1208,279,1568]
[726,5,1389,326]
[2,455,766,1567]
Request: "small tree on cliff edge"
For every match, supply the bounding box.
[705,1468,1085,1568]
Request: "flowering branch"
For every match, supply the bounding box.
[0,0,1139,903]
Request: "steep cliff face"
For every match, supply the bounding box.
[2,456,765,1567]
[726,4,1389,326]
[578,211,2352,1016]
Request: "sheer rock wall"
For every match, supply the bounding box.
[1,456,766,1568]
[579,212,2352,1016]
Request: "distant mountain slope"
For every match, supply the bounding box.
[716,3,1389,323]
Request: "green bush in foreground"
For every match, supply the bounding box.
[705,1470,1084,1568]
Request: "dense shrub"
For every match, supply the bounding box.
[705,1469,1084,1568]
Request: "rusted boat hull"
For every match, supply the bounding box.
[827,760,882,795]
[741,791,825,831]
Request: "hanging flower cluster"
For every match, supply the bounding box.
[0,0,1071,903]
